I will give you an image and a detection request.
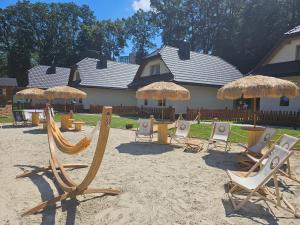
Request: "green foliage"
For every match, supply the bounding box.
[126,10,159,64]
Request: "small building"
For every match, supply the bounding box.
[129,44,243,113]
[0,77,18,116]
[0,77,18,106]
[252,25,300,112]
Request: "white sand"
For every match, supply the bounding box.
[0,125,299,225]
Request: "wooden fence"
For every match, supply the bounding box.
[186,107,300,127]
[90,105,175,120]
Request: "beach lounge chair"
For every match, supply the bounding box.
[135,118,153,142]
[12,111,28,125]
[247,134,300,184]
[170,120,191,143]
[241,128,277,156]
[207,122,231,151]
[227,145,299,217]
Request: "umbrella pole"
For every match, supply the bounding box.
[64,99,67,113]
[161,98,164,120]
[253,98,256,128]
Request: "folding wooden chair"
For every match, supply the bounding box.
[227,145,299,217]
[247,134,300,184]
[207,122,231,151]
[170,120,191,143]
[135,118,153,142]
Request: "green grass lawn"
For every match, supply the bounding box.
[2,113,300,148]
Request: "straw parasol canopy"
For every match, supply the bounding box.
[16,88,45,100]
[44,86,87,112]
[217,75,299,127]
[44,85,87,100]
[217,75,299,100]
[136,81,190,120]
[136,81,191,101]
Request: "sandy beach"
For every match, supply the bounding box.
[0,125,299,225]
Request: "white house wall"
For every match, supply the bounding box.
[269,39,300,64]
[140,58,170,77]
[79,87,137,109]
[260,76,300,112]
[137,84,233,114]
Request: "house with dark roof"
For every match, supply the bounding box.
[129,44,242,113]
[27,43,243,113]
[251,25,300,112]
[69,58,139,107]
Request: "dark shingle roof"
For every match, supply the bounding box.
[0,78,17,86]
[27,65,70,88]
[251,60,300,77]
[75,58,139,89]
[154,46,242,86]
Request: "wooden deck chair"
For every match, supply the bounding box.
[241,128,277,156]
[135,118,153,142]
[227,145,299,217]
[170,120,191,143]
[12,111,28,126]
[18,106,120,216]
[207,122,231,151]
[239,128,277,166]
[247,134,300,184]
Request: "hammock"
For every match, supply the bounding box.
[48,109,100,155]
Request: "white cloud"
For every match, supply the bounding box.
[132,0,151,12]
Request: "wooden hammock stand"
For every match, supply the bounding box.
[17,106,120,216]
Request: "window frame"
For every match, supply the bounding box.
[279,96,289,107]
[0,88,6,96]
[144,99,148,106]
[296,45,300,60]
[158,99,166,107]
[150,64,160,75]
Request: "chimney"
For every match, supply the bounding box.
[46,56,56,74]
[46,64,56,74]
[96,54,107,69]
[178,40,191,60]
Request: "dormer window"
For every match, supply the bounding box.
[73,70,80,81]
[296,46,300,60]
[150,64,160,75]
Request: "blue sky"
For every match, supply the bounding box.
[0,0,161,55]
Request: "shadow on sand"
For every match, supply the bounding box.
[221,198,280,225]
[14,164,108,225]
[116,142,181,155]
[202,149,242,171]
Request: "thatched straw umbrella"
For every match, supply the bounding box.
[16,88,45,110]
[136,81,191,120]
[217,75,299,126]
[16,88,45,100]
[44,86,87,112]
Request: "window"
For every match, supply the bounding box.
[280,96,289,106]
[158,99,166,107]
[144,99,148,106]
[150,64,160,75]
[0,88,6,96]
[296,46,300,60]
[73,70,80,81]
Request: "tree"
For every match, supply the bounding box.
[126,10,159,64]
